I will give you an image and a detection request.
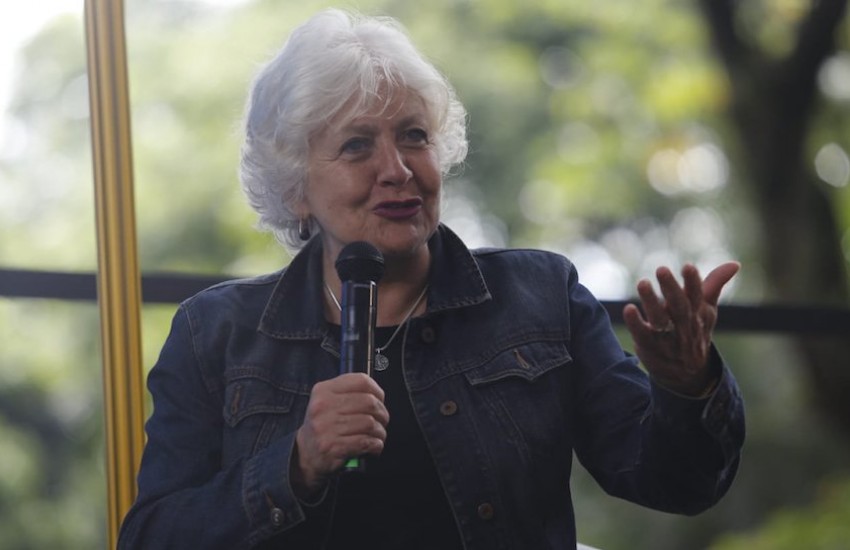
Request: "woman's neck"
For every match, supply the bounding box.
[322,247,430,326]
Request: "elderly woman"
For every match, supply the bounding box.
[119,9,744,550]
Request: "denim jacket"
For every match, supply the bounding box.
[118,224,744,549]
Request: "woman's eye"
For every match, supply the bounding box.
[341,137,370,155]
[404,128,429,144]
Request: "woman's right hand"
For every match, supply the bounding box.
[292,373,389,497]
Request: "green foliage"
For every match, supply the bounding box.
[711,475,850,550]
[0,14,96,271]
[0,299,104,549]
[737,0,813,57]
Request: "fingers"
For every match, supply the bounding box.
[635,277,669,330]
[326,371,386,401]
[702,261,740,305]
[657,266,691,328]
[295,373,389,487]
[623,261,738,395]
[681,263,704,312]
[305,375,388,440]
[622,302,651,339]
[630,266,690,331]
[632,262,739,324]
[308,373,389,433]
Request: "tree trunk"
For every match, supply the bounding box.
[698,0,850,438]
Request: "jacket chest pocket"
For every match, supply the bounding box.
[222,369,311,462]
[461,339,573,463]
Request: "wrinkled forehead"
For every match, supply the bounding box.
[337,84,431,128]
[310,85,433,144]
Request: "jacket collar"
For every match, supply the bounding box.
[258,224,491,340]
[425,224,492,313]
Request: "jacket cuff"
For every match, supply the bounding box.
[241,433,335,546]
[650,346,745,463]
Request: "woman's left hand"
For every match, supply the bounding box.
[622,262,740,397]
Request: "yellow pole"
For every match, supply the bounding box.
[84,0,146,547]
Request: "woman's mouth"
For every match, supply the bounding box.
[373,198,423,219]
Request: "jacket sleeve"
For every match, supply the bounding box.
[568,266,745,514]
[117,305,334,549]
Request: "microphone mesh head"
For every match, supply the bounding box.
[335,241,385,283]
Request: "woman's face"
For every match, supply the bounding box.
[301,89,442,265]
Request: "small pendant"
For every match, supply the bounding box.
[374,352,390,372]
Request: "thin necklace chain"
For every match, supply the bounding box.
[324,282,428,353]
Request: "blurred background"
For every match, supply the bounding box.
[1,0,849,548]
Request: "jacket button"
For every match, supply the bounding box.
[439,400,458,416]
[270,507,285,527]
[421,326,436,343]
[477,502,495,520]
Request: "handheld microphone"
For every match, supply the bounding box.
[334,241,384,472]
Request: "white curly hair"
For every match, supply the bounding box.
[239,8,469,250]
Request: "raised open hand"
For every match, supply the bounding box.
[622,262,740,396]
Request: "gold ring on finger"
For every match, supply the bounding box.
[652,319,675,333]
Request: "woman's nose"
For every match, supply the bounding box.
[375,140,413,186]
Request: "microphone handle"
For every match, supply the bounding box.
[339,279,377,472]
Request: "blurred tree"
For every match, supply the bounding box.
[697,0,850,438]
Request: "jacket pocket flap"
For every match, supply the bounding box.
[223,369,308,427]
[463,339,571,386]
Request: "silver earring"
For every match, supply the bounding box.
[298,217,311,241]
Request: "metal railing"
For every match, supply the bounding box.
[3,267,849,334]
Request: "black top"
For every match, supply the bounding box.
[327,325,463,550]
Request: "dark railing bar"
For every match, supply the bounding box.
[600,301,850,334]
[0,268,227,304]
[2,268,849,334]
